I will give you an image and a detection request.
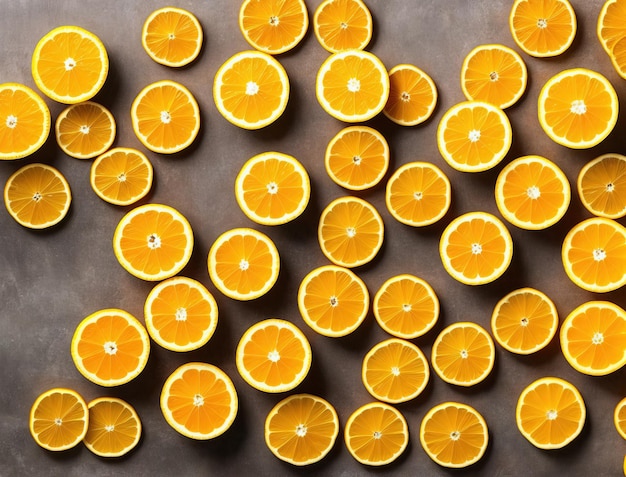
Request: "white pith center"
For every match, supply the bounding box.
[193,394,204,406]
[537,18,548,29]
[606,182,615,192]
[239,259,250,271]
[175,307,187,321]
[330,296,338,307]
[104,341,118,355]
[593,248,606,261]
[268,350,280,362]
[471,243,482,254]
[33,192,42,202]
[346,227,357,238]
[489,71,499,81]
[105,424,115,432]
[79,125,90,134]
[295,423,307,437]
[450,430,461,441]
[592,332,604,345]
[402,303,412,312]
[373,431,382,439]
[168,33,176,40]
[527,185,541,199]
[414,191,423,200]
[117,173,127,182]
[391,366,401,376]
[401,91,411,102]
[570,100,587,115]
[246,81,259,95]
[54,417,63,426]
[468,129,481,142]
[520,317,529,327]
[352,155,362,165]
[546,409,557,420]
[266,182,279,194]
[347,78,361,93]
[160,111,172,124]
[6,115,17,128]
[269,16,280,26]
[64,57,76,70]
[340,22,348,29]
[147,233,162,249]
[460,349,469,359]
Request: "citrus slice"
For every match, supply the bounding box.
[509,0,577,57]
[160,362,238,440]
[385,161,451,227]
[537,68,618,149]
[29,388,88,452]
[614,397,626,440]
[113,203,194,282]
[439,211,514,285]
[90,147,153,206]
[460,44,528,109]
[361,338,430,403]
[70,308,150,387]
[142,7,203,67]
[213,50,289,130]
[316,50,390,123]
[144,276,218,352]
[516,376,585,449]
[4,163,71,229]
[344,402,408,466]
[420,401,489,468]
[297,264,369,337]
[495,155,571,230]
[491,287,559,355]
[239,0,309,55]
[324,125,390,191]
[313,0,372,53]
[384,64,438,126]
[318,195,384,268]
[235,151,310,225]
[609,35,626,78]
[437,100,512,172]
[561,217,626,293]
[431,321,495,387]
[236,318,312,393]
[373,274,439,339]
[131,79,200,154]
[207,227,280,300]
[0,82,50,160]
[265,393,339,466]
[55,101,115,159]
[577,153,626,219]
[83,397,141,457]
[560,300,626,376]
[31,25,108,104]
[597,0,626,55]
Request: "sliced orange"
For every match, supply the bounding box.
[385,161,451,227]
[495,155,571,230]
[4,163,71,229]
[460,44,528,109]
[509,0,577,57]
[537,68,618,149]
[235,151,310,225]
[577,153,626,219]
[70,308,150,387]
[160,362,238,440]
[29,388,88,452]
[431,321,495,387]
[420,401,489,468]
[516,376,585,449]
[318,195,384,268]
[614,397,626,440]
[315,50,390,123]
[313,0,372,53]
[344,401,408,466]
[265,393,339,466]
[113,203,194,282]
[597,0,626,55]
[361,338,430,403]
[83,397,141,457]
[90,147,153,206]
[31,25,108,104]
[439,211,513,285]
[491,287,559,355]
[55,101,115,159]
[609,35,626,78]
[437,100,512,172]
[373,274,439,339]
[239,0,309,55]
[384,64,438,126]
[297,264,369,337]
[142,7,203,67]
[144,276,218,352]
[213,50,289,130]
[561,217,626,293]
[207,227,280,300]
[236,318,312,393]
[0,83,50,160]
[560,301,626,376]
[131,79,200,154]
[324,126,390,191]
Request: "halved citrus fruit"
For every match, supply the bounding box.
[265,393,339,466]
[297,264,369,337]
[144,276,218,352]
[31,25,108,104]
[71,308,150,387]
[213,50,289,130]
[516,376,586,449]
[614,397,626,440]
[437,100,512,172]
[0,82,50,160]
[235,151,310,225]
[577,153,626,219]
[207,227,280,300]
[313,0,372,53]
[83,397,141,457]
[236,318,312,393]
[160,362,238,440]
[55,101,115,159]
[316,50,390,123]
[384,64,438,126]
[597,0,626,55]
[609,35,626,78]
[4,163,71,229]
[113,203,194,282]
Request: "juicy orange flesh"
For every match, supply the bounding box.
[579,156,626,217]
[376,278,437,336]
[327,130,387,188]
[93,150,151,203]
[57,103,113,156]
[85,400,139,454]
[511,0,575,54]
[599,0,626,52]
[385,67,436,122]
[616,402,626,435]
[144,11,201,64]
[434,326,493,384]
[31,392,86,448]
[241,0,307,52]
[316,0,371,51]
[0,87,48,156]
[347,406,406,462]
[611,36,626,75]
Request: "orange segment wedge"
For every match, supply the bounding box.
[83,397,141,457]
[313,0,373,53]
[55,101,115,159]
[384,64,438,126]
[577,153,626,219]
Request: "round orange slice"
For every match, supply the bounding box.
[597,0,626,55]
[83,397,141,457]
[614,396,626,440]
[313,0,372,53]
[577,153,626,219]
[384,64,438,126]
[55,101,115,159]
